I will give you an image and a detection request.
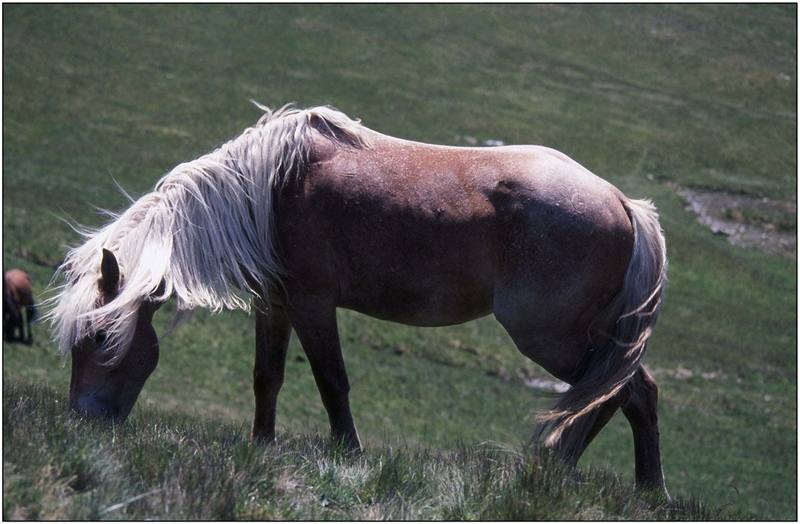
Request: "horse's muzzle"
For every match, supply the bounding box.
[69,385,140,423]
[70,395,121,421]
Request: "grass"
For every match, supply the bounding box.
[3,4,797,520]
[3,381,740,520]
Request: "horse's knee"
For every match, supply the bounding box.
[254,367,284,396]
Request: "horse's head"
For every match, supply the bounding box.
[68,249,162,422]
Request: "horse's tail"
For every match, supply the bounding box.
[536,197,667,461]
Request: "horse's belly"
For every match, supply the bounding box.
[333,229,497,326]
[338,277,494,327]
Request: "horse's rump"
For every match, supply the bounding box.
[5,270,34,307]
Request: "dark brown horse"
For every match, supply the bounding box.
[50,105,668,495]
[4,268,37,345]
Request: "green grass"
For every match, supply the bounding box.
[3,4,797,520]
[3,382,739,520]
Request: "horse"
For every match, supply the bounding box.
[4,268,38,345]
[48,104,668,496]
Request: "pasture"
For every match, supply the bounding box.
[3,4,796,520]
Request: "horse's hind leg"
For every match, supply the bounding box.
[287,294,361,451]
[9,313,22,343]
[621,366,669,496]
[551,381,669,499]
[557,391,629,466]
[251,298,292,441]
[494,289,628,465]
[22,307,34,345]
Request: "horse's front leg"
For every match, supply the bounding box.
[251,298,292,442]
[288,294,361,451]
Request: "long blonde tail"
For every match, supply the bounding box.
[536,198,667,460]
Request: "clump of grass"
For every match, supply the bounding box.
[3,381,747,520]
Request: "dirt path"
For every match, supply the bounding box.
[670,183,796,258]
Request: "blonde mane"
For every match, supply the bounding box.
[46,104,369,361]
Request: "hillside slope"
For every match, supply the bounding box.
[4,382,742,520]
[3,4,796,519]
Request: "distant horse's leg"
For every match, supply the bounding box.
[8,309,22,343]
[4,295,19,342]
[21,308,32,345]
[21,310,30,345]
[2,287,15,342]
[251,298,292,442]
[621,366,669,496]
[24,303,37,345]
[26,302,38,324]
[3,313,16,342]
[288,295,361,451]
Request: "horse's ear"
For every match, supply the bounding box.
[99,248,120,295]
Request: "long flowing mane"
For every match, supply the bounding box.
[47,104,369,361]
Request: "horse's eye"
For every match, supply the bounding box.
[94,331,107,347]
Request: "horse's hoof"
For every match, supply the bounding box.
[346,443,363,455]
[330,434,362,455]
[635,481,671,504]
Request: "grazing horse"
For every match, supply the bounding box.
[48,105,668,495]
[4,268,38,344]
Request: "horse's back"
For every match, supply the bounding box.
[277,134,633,327]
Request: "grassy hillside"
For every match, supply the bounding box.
[4,382,739,520]
[3,4,796,520]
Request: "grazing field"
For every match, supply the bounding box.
[3,382,734,520]
[3,4,796,520]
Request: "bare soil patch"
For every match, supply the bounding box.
[670,183,796,258]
